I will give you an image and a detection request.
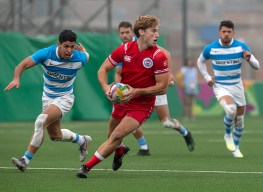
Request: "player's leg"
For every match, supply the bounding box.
[183,94,192,120]
[155,105,195,151]
[77,116,139,178]
[107,116,129,164]
[132,127,150,156]
[76,107,153,178]
[44,106,91,162]
[232,106,245,158]
[155,95,186,133]
[11,104,61,171]
[219,95,236,152]
[187,94,195,119]
[49,95,92,161]
[231,82,246,158]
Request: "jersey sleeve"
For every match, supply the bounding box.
[108,44,125,66]
[30,47,50,64]
[202,45,211,60]
[241,42,251,52]
[153,50,169,75]
[78,51,89,65]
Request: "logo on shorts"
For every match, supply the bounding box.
[142,58,153,68]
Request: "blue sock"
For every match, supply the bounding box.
[224,115,233,135]
[72,133,80,143]
[179,126,188,136]
[234,127,244,146]
[137,137,148,149]
[24,151,33,160]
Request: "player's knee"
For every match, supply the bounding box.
[163,118,180,129]
[109,131,123,143]
[220,100,236,118]
[48,131,62,141]
[31,114,48,147]
[235,115,244,128]
[34,114,48,131]
[50,136,61,141]
[226,105,237,118]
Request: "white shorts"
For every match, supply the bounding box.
[42,94,75,115]
[155,94,168,106]
[213,81,246,106]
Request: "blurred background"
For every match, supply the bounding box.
[1,0,263,121]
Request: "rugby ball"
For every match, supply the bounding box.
[110,83,129,104]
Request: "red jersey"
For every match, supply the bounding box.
[108,41,169,107]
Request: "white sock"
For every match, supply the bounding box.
[61,129,84,145]
[22,156,30,165]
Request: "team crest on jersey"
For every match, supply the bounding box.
[142,58,153,68]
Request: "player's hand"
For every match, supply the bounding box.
[243,49,251,61]
[4,80,20,91]
[75,43,87,53]
[207,80,214,87]
[123,84,136,103]
[105,82,115,102]
[168,73,175,87]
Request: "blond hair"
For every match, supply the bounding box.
[133,15,160,38]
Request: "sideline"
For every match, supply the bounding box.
[1,166,263,174]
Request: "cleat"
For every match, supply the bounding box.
[137,149,151,156]
[112,145,130,171]
[11,157,27,172]
[76,165,89,178]
[232,149,243,158]
[79,135,92,162]
[184,130,195,151]
[224,134,235,152]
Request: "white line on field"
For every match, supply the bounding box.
[0,167,262,174]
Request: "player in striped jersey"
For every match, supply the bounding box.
[197,20,260,158]
[5,30,92,172]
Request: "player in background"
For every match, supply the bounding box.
[76,15,169,178]
[197,20,260,158]
[176,57,199,120]
[115,21,195,155]
[4,30,92,172]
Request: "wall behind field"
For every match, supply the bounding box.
[1,32,263,122]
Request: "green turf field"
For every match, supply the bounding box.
[0,116,263,192]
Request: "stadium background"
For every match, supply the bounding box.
[1,0,263,121]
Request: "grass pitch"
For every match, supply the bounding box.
[0,116,263,192]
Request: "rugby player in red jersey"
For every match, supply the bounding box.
[76,15,169,178]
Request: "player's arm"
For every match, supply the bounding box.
[114,65,122,82]
[175,68,184,89]
[75,43,89,62]
[158,46,174,86]
[243,50,260,70]
[98,58,115,98]
[125,73,169,102]
[197,53,214,87]
[4,57,36,91]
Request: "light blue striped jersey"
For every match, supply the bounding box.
[30,45,89,98]
[202,39,250,85]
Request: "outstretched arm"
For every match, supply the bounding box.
[4,57,36,91]
[197,53,214,87]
